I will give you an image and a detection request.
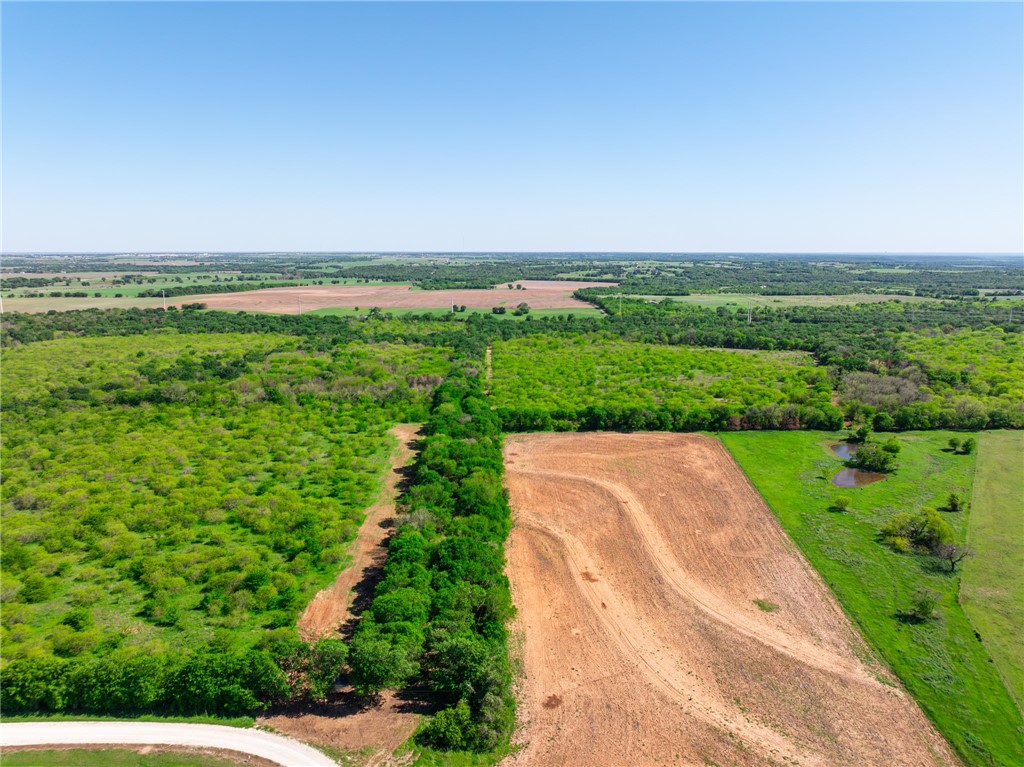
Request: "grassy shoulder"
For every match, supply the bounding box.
[0,714,254,727]
[0,748,248,767]
[719,430,1023,767]
[961,431,1024,710]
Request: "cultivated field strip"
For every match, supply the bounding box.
[503,433,959,767]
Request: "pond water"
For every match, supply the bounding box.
[830,442,859,460]
[832,468,887,488]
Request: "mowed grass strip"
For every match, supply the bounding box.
[720,431,1024,767]
[0,749,247,767]
[961,431,1024,710]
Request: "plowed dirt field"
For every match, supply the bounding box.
[503,432,959,767]
[171,280,608,314]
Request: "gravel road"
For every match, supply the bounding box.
[0,722,337,766]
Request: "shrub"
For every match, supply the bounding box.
[422,699,474,750]
[830,496,852,513]
[903,590,940,623]
[849,443,896,473]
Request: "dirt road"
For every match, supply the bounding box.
[298,424,420,641]
[0,722,336,767]
[263,424,424,765]
[503,432,960,767]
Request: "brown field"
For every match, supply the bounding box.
[503,432,959,767]
[171,280,610,313]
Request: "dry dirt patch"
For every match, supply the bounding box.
[298,424,420,641]
[261,425,425,765]
[172,281,610,314]
[503,432,959,767]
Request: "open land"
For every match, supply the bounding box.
[169,281,610,314]
[961,431,1024,709]
[721,431,1023,767]
[503,432,958,767]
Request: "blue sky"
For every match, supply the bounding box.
[3,2,1022,253]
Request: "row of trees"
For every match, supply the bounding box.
[496,402,843,433]
[0,638,346,715]
[347,371,516,752]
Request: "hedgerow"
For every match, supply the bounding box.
[349,369,516,752]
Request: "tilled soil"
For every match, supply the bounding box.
[503,432,960,767]
[172,280,610,314]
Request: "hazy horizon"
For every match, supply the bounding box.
[3,2,1022,253]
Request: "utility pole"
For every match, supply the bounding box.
[747,299,752,325]
[162,289,166,310]
[297,297,301,315]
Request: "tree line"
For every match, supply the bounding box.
[347,370,517,752]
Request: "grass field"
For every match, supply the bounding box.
[624,292,936,308]
[720,430,1023,767]
[0,749,244,767]
[961,431,1024,710]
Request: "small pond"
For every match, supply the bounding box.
[830,441,886,487]
[832,468,887,488]
[830,442,859,460]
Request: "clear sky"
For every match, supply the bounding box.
[2,1,1022,253]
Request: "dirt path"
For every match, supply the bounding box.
[503,432,960,767]
[264,424,424,766]
[298,424,420,642]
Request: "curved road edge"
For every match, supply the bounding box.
[0,722,337,767]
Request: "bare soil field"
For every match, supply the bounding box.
[171,280,610,314]
[503,432,959,767]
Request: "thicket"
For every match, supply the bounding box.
[348,371,516,752]
[489,336,843,433]
[573,259,1024,298]
[0,334,450,716]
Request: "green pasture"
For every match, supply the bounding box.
[720,430,1023,767]
[0,749,244,767]
[961,431,1024,710]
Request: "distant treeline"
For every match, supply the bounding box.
[3,300,1021,430]
[134,281,298,298]
[332,260,607,290]
[573,261,1024,298]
